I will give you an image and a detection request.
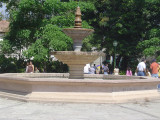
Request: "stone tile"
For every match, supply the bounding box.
[0,98,160,120]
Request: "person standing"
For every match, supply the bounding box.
[150,59,159,78]
[103,64,109,75]
[25,61,29,73]
[137,59,146,76]
[27,61,34,73]
[93,64,97,74]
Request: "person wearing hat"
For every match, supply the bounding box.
[150,59,159,78]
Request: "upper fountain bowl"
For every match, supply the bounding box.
[63,28,94,51]
[63,28,94,41]
[62,6,94,51]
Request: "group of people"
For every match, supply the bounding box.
[126,58,160,78]
[87,58,160,78]
[25,61,39,73]
[136,58,160,78]
[88,64,110,75]
[88,64,119,75]
[26,59,160,78]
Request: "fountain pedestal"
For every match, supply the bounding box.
[52,51,105,79]
[69,65,84,79]
[51,7,105,79]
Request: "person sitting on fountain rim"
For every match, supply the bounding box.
[137,58,146,76]
[99,66,104,74]
[126,66,132,76]
[114,66,119,75]
[89,65,95,74]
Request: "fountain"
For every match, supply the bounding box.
[51,6,105,79]
[0,7,159,103]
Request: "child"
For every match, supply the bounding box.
[114,66,119,75]
[146,68,151,77]
[126,67,132,76]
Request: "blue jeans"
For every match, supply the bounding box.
[151,74,158,78]
[104,72,108,75]
[137,71,145,76]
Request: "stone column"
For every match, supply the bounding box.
[73,39,82,51]
[69,64,85,79]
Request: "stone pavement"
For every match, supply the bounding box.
[0,97,160,120]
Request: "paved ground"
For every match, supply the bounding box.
[0,98,160,120]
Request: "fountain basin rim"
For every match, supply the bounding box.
[0,73,160,84]
[51,51,105,56]
[63,28,94,32]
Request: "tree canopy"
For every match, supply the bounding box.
[0,0,160,72]
[0,0,95,72]
[89,0,160,70]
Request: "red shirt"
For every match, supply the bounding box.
[150,62,159,74]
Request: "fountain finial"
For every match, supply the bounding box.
[74,6,82,28]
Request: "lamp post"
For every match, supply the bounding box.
[113,41,118,70]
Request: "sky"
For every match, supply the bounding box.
[0,3,7,19]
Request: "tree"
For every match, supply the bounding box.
[1,0,95,72]
[137,29,160,61]
[90,0,159,71]
[137,0,160,61]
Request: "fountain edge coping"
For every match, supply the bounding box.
[0,73,160,85]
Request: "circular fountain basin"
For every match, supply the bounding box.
[0,73,160,103]
[63,28,94,51]
[51,51,105,79]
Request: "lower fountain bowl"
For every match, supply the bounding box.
[51,51,105,65]
[51,51,105,79]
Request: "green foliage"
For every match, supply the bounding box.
[0,55,17,73]
[2,0,160,73]
[90,0,160,71]
[0,12,3,20]
[47,61,68,73]
[92,0,147,55]
[81,35,93,51]
[137,29,160,57]
[23,24,72,62]
[119,70,126,75]
[1,0,94,73]
[0,39,12,54]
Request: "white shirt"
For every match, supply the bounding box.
[114,68,119,75]
[84,64,90,73]
[137,62,146,71]
[89,67,95,74]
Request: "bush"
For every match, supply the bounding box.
[0,55,18,73]
[0,55,69,73]
[119,70,126,75]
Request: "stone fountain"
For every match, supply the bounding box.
[0,7,159,103]
[51,7,105,79]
